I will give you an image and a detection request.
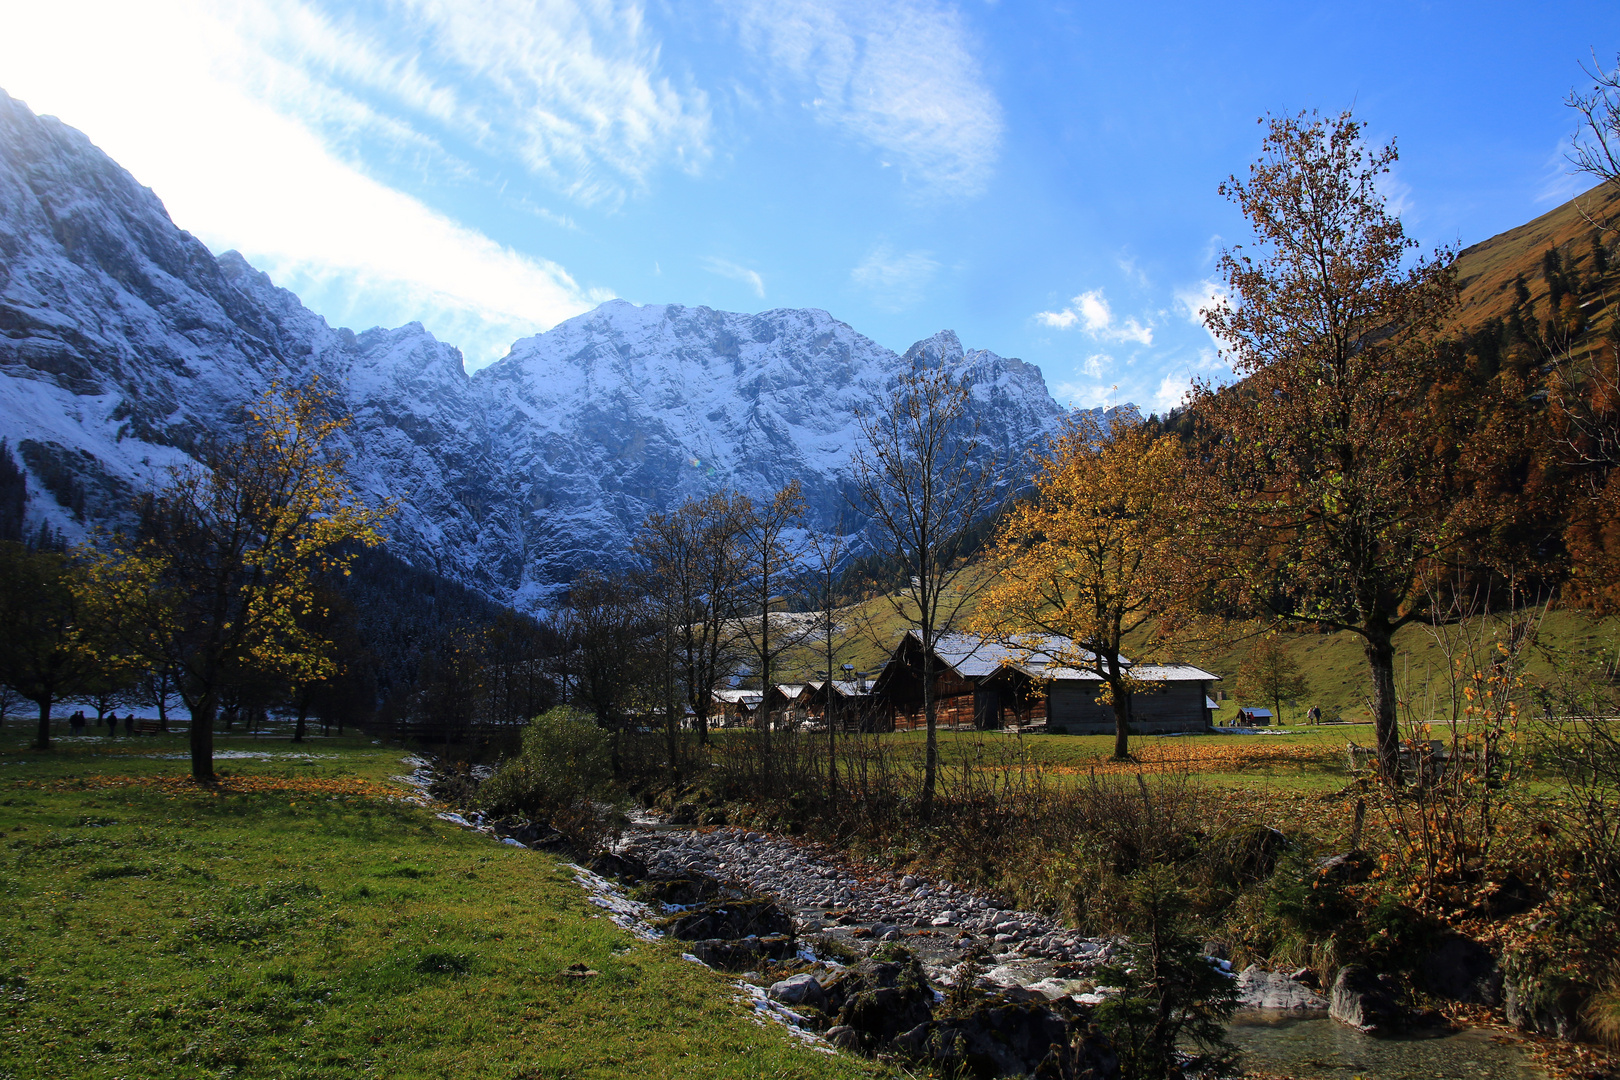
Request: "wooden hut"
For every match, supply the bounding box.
[871,631,1219,735]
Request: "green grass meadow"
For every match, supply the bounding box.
[0,728,889,1080]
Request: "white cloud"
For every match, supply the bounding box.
[851,244,940,311]
[725,0,1003,199]
[1035,289,1153,345]
[1080,353,1111,379]
[1036,309,1079,330]
[1152,373,1193,413]
[0,0,649,368]
[702,257,766,298]
[1174,279,1226,328]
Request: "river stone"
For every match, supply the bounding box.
[1236,965,1328,1010]
[661,898,793,940]
[1503,969,1583,1040]
[1329,964,1403,1032]
[633,872,724,906]
[769,973,826,1009]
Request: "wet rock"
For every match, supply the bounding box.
[662,898,794,940]
[1418,934,1501,1007]
[633,872,724,906]
[1329,964,1403,1033]
[1236,965,1327,1010]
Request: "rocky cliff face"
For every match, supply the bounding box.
[0,89,1074,604]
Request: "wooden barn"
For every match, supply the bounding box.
[801,677,878,732]
[711,689,762,727]
[764,684,810,730]
[872,631,1219,735]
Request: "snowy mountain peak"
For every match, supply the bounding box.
[902,329,966,367]
[0,88,1075,603]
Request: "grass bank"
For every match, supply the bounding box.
[0,728,889,1080]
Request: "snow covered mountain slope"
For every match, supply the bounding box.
[0,88,1074,604]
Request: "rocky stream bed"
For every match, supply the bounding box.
[401,758,1546,1078]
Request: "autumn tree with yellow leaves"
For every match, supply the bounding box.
[976,415,1193,761]
[82,380,393,782]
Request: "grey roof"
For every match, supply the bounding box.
[912,631,1218,684]
[1125,664,1222,683]
[920,631,1105,679]
[828,679,873,697]
[712,689,763,705]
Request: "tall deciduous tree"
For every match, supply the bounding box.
[1193,110,1466,782]
[735,481,807,743]
[82,380,392,781]
[852,362,1002,811]
[633,491,750,745]
[976,415,1192,761]
[800,517,852,802]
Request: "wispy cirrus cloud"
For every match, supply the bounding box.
[724,0,1003,199]
[702,257,766,298]
[851,244,940,311]
[232,0,713,208]
[0,0,708,367]
[1036,289,1153,346]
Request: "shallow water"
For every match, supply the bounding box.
[1226,1011,1543,1080]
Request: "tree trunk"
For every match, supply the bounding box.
[1364,628,1402,784]
[156,689,169,732]
[190,692,217,782]
[33,694,52,751]
[1111,677,1132,761]
[293,699,308,743]
[920,645,937,815]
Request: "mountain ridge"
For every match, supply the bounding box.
[0,88,1074,605]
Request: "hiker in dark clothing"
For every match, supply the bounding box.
[70,711,85,735]
[105,713,118,736]
[123,713,135,735]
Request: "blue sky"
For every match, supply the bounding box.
[3,1,1617,412]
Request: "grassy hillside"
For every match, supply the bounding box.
[1450,181,1620,335]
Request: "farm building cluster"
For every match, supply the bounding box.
[715,631,1221,735]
